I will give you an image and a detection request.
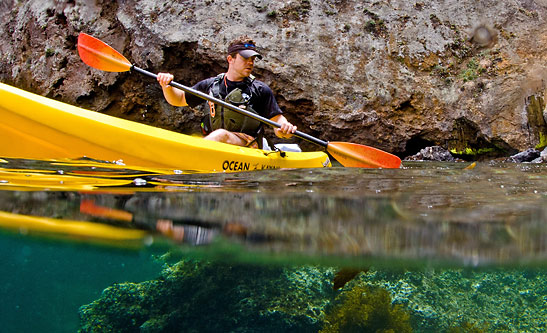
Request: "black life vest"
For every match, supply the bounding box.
[205,73,262,136]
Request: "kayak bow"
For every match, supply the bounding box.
[0,83,331,172]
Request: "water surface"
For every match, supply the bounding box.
[1,157,546,331]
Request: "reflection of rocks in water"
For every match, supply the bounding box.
[0,191,79,219]
[115,189,547,266]
[2,161,547,266]
[3,186,547,266]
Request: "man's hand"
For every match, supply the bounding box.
[157,72,187,106]
[157,72,174,89]
[271,114,297,139]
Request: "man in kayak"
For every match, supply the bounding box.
[157,36,297,148]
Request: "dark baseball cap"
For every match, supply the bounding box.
[227,43,262,59]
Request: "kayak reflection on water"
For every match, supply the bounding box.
[2,157,547,267]
[79,198,282,247]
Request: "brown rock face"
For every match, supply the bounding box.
[2,0,547,158]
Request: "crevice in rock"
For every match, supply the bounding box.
[52,77,64,89]
[55,13,67,26]
[58,57,68,70]
[404,135,436,157]
[64,34,77,49]
[396,99,414,113]
[447,118,516,160]
[76,90,97,106]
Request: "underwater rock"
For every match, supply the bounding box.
[360,269,547,332]
[79,260,334,332]
[404,146,456,162]
[78,258,547,332]
[332,268,366,291]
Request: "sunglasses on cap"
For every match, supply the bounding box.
[227,43,263,59]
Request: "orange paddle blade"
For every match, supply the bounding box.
[80,199,133,222]
[327,142,401,168]
[77,33,132,72]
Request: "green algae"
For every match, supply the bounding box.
[449,147,495,156]
[447,140,514,160]
[320,285,412,333]
[526,94,547,150]
[460,58,481,82]
[361,269,547,332]
[447,117,514,160]
[448,321,489,333]
[78,260,547,332]
[536,132,547,150]
[459,53,492,82]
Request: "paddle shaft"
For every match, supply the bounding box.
[131,66,329,147]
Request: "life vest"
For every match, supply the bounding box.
[205,73,262,136]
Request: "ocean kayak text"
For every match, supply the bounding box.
[222,160,279,171]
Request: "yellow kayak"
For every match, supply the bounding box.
[0,210,148,248]
[0,157,221,192]
[0,83,331,172]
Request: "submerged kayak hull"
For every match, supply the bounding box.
[0,83,331,172]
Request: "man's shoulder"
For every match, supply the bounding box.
[194,76,216,89]
[250,78,267,86]
[250,79,273,93]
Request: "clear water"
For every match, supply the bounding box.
[1,157,546,332]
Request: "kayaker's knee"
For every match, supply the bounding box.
[204,129,252,147]
[204,129,228,141]
[204,129,243,146]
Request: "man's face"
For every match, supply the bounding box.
[229,53,256,78]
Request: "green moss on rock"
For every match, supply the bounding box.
[79,261,333,332]
[526,94,547,150]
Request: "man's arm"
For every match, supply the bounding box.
[157,73,188,107]
[270,114,297,139]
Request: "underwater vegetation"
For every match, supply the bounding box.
[79,259,333,332]
[79,259,547,332]
[320,284,412,332]
[362,269,547,332]
[447,321,489,333]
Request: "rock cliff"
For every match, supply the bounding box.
[2,0,547,157]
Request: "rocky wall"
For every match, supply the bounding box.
[2,0,547,157]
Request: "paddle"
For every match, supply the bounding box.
[77,33,402,168]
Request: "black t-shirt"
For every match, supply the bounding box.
[185,76,283,120]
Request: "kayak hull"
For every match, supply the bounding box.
[0,83,331,172]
